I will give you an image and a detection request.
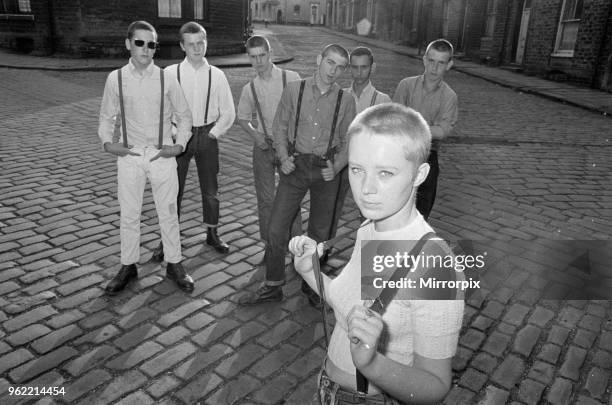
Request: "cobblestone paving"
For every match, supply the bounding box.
[1,24,611,404]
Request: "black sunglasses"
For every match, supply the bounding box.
[133,39,158,50]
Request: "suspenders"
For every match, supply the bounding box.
[249,69,287,139]
[370,90,378,106]
[289,80,344,161]
[290,80,306,155]
[117,67,165,149]
[177,62,213,125]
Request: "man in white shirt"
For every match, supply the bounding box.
[330,46,391,239]
[152,22,236,261]
[99,20,194,294]
[237,35,302,260]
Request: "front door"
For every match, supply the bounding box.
[515,0,531,64]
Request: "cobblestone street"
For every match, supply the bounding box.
[1,24,611,404]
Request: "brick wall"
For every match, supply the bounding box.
[524,0,612,87]
[463,0,487,59]
[0,0,246,57]
[595,5,612,90]
[0,0,54,55]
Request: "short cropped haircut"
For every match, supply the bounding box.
[246,35,271,52]
[179,21,207,42]
[426,39,454,58]
[321,43,349,61]
[127,21,156,40]
[350,46,374,65]
[347,103,431,165]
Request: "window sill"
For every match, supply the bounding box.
[0,14,34,21]
[551,51,574,58]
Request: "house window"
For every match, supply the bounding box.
[554,0,583,56]
[194,0,206,20]
[158,0,181,18]
[0,0,31,13]
[294,5,300,15]
[485,0,497,38]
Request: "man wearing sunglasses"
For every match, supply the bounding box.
[99,20,195,295]
[151,21,235,261]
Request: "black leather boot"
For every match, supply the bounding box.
[166,262,194,292]
[150,241,164,262]
[105,264,138,295]
[238,284,283,305]
[206,227,229,254]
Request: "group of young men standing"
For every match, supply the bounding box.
[99,20,457,302]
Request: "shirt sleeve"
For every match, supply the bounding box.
[430,90,458,140]
[209,69,236,138]
[166,72,193,149]
[272,83,295,160]
[378,92,392,104]
[236,83,254,122]
[98,70,119,147]
[391,78,409,105]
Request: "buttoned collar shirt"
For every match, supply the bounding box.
[98,58,193,149]
[236,64,300,138]
[272,75,356,161]
[166,57,236,138]
[345,80,391,114]
[392,74,458,150]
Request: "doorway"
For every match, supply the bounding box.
[515,0,531,64]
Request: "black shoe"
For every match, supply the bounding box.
[166,262,194,292]
[150,241,164,262]
[238,284,283,305]
[301,280,322,309]
[105,264,137,295]
[206,227,230,254]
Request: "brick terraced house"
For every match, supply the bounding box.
[326,0,612,91]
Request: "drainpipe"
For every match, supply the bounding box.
[591,2,612,89]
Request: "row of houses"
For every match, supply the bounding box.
[0,0,250,58]
[249,0,612,91]
[327,0,612,91]
[1,0,610,91]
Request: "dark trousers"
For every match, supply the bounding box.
[330,166,350,238]
[416,150,439,220]
[265,154,340,285]
[176,124,220,227]
[252,144,302,243]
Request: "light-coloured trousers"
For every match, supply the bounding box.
[117,147,181,265]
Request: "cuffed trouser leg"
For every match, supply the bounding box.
[117,152,147,265]
[149,154,182,264]
[194,127,220,227]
